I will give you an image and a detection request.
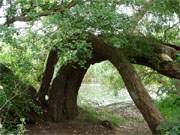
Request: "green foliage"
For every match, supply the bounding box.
[157,122,180,135]
[156,93,180,135]
[0,118,26,135]
[0,0,180,133]
[0,0,179,71]
[135,65,178,96]
[151,0,180,16]
[157,82,177,97]
[16,118,26,135]
[0,32,46,87]
[0,64,41,133]
[88,61,124,95]
[156,95,180,122]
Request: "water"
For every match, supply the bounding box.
[78,83,132,107]
[78,83,160,107]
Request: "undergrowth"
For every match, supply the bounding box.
[78,105,125,127]
[156,94,180,135]
[0,64,41,134]
[156,94,180,122]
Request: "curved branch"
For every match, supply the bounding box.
[87,34,180,79]
[163,43,180,51]
[4,1,76,25]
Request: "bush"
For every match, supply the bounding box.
[156,94,180,135]
[0,64,41,133]
[156,95,180,122]
[0,118,26,135]
[157,122,180,135]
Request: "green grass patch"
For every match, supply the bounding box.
[77,105,125,127]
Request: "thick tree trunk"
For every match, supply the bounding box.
[38,48,59,107]
[47,62,89,121]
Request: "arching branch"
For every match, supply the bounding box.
[163,43,180,51]
[87,34,164,134]
[88,34,180,79]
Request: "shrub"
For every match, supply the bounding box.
[156,95,180,122]
[157,122,180,135]
[0,64,41,133]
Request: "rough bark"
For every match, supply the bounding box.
[38,48,59,107]
[127,44,180,79]
[47,62,89,121]
[111,53,164,134]
[41,35,165,130]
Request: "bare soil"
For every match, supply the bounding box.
[25,103,152,135]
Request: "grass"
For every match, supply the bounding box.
[77,105,125,127]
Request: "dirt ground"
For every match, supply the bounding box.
[25,103,152,135]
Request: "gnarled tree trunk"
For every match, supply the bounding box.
[47,62,89,121]
[30,34,179,133]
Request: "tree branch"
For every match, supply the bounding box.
[4,1,76,25]
[87,34,180,79]
[163,43,180,51]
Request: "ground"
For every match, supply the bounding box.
[25,103,152,135]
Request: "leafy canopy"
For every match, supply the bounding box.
[0,0,179,84]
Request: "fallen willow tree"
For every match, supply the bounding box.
[34,34,179,134]
[2,34,178,133]
[0,34,180,134]
[1,0,180,134]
